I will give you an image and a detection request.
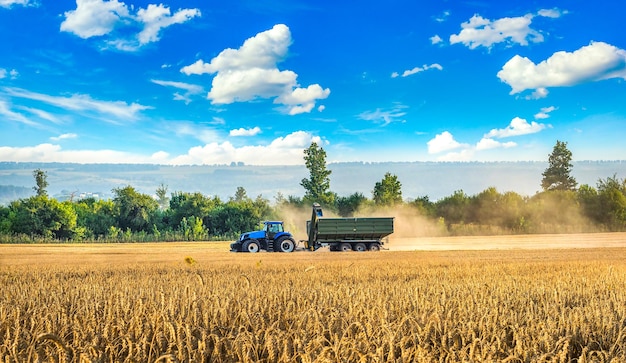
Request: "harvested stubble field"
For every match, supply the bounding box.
[1,234,626,362]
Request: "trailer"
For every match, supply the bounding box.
[230,203,393,252]
[303,203,394,251]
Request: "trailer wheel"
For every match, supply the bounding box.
[276,237,296,253]
[339,243,352,252]
[354,243,367,252]
[368,243,381,252]
[242,239,260,253]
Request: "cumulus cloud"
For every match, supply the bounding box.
[430,35,443,45]
[5,87,150,123]
[0,0,32,8]
[534,106,557,119]
[485,117,548,138]
[475,137,517,151]
[0,68,19,79]
[180,24,330,115]
[0,143,164,164]
[427,116,550,159]
[538,8,566,18]
[427,131,469,154]
[50,133,78,141]
[169,131,323,165]
[60,0,199,51]
[392,63,443,78]
[358,104,407,126]
[230,126,261,137]
[449,10,560,49]
[498,41,626,95]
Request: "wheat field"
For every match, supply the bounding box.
[1,242,625,362]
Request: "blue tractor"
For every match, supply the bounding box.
[230,221,297,253]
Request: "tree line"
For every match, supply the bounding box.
[1,140,625,242]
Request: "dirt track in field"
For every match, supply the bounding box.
[387,232,626,251]
[1,233,625,267]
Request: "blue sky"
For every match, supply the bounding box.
[0,0,624,165]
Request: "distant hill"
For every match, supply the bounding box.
[1,161,625,205]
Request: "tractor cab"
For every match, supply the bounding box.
[264,221,284,240]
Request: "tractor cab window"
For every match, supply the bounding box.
[267,223,283,233]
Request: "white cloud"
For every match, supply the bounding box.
[534,106,557,119]
[230,127,261,137]
[0,143,163,164]
[0,68,19,79]
[0,99,39,126]
[393,63,443,78]
[18,106,61,124]
[434,11,450,23]
[60,0,199,51]
[50,133,78,141]
[498,41,626,95]
[135,4,200,45]
[0,0,32,8]
[430,35,443,45]
[61,0,130,38]
[151,79,203,104]
[476,137,517,151]
[449,13,544,49]
[168,122,220,144]
[169,131,323,165]
[529,87,549,99]
[485,117,548,138]
[358,104,407,126]
[4,87,150,122]
[538,8,566,18]
[180,24,330,115]
[427,131,469,154]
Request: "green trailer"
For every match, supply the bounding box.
[304,203,394,252]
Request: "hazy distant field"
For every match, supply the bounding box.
[1,234,625,362]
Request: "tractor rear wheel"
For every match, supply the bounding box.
[276,237,296,253]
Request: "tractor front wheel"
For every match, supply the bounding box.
[242,239,260,253]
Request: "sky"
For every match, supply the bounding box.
[0,0,624,165]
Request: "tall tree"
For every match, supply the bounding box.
[113,186,159,232]
[300,142,334,205]
[541,140,577,191]
[372,172,403,206]
[155,183,169,210]
[233,186,248,202]
[32,169,49,197]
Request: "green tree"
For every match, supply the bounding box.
[541,140,577,191]
[301,142,334,206]
[73,197,116,238]
[595,175,626,230]
[409,195,435,217]
[155,183,169,210]
[167,192,220,230]
[8,196,77,239]
[233,187,248,202]
[32,169,49,197]
[435,190,471,227]
[113,186,159,232]
[372,172,403,206]
[336,192,367,217]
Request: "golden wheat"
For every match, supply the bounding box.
[0,248,625,362]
